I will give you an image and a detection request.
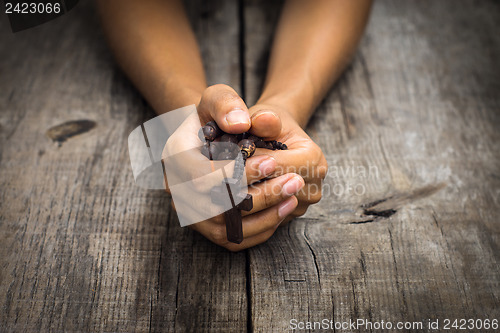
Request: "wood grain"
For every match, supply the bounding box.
[244,0,500,331]
[0,0,246,332]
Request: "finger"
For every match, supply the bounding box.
[279,215,295,227]
[278,202,309,227]
[290,202,309,219]
[278,181,322,227]
[244,154,277,184]
[241,195,298,237]
[198,84,251,134]
[248,108,282,138]
[295,179,323,205]
[225,227,277,252]
[190,196,298,250]
[243,173,304,216]
[225,196,299,251]
[257,146,328,181]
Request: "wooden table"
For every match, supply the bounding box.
[1,0,499,331]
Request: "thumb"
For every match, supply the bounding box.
[248,106,282,139]
[198,84,251,134]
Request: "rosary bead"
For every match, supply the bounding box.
[238,139,256,158]
[240,132,251,140]
[206,120,216,126]
[199,121,223,142]
[202,121,287,163]
[206,121,222,135]
[277,142,288,150]
[247,134,260,143]
[203,126,218,141]
[264,141,274,150]
[254,139,266,148]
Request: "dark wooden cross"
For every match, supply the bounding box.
[211,177,253,244]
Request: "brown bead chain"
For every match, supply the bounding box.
[199,121,287,163]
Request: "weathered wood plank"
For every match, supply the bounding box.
[1,0,499,331]
[0,2,172,330]
[244,0,500,331]
[0,0,247,332]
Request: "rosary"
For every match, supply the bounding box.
[199,121,287,244]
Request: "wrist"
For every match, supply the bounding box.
[155,85,204,115]
[256,78,317,128]
[256,94,311,129]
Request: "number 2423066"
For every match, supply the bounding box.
[5,2,62,14]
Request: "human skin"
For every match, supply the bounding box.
[97,0,372,251]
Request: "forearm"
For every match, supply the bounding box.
[96,0,206,114]
[257,0,372,127]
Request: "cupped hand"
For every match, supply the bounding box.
[163,84,306,251]
[248,102,328,225]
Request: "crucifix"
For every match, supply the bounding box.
[199,120,287,244]
[211,177,253,244]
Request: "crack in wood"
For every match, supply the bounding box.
[331,293,336,333]
[359,251,367,274]
[173,265,180,330]
[357,183,447,222]
[304,225,321,285]
[283,279,306,282]
[388,228,409,317]
[339,90,355,139]
[245,249,253,333]
[349,219,375,224]
[349,271,360,318]
[363,208,397,218]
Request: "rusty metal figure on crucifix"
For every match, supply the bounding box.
[199,121,287,244]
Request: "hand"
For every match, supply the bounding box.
[163,84,306,251]
[248,101,328,225]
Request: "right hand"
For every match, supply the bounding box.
[162,84,304,251]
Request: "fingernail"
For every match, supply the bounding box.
[282,175,305,197]
[252,110,279,121]
[259,157,276,177]
[278,196,297,219]
[225,109,251,125]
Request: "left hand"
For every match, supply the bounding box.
[248,102,328,225]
